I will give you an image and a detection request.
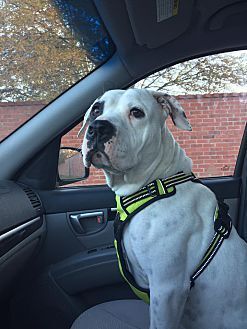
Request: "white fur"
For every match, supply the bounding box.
[82,89,192,195]
[81,89,247,329]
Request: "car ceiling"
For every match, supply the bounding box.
[95,0,247,79]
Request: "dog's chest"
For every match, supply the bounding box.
[120,183,217,291]
[121,202,161,283]
[123,196,247,328]
[121,194,197,289]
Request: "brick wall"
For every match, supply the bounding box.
[0,101,45,140]
[171,93,247,177]
[1,93,246,185]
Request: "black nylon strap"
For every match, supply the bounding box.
[190,201,232,288]
[120,173,195,209]
[114,214,150,295]
[190,234,224,288]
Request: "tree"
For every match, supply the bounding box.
[0,0,114,102]
[135,52,247,94]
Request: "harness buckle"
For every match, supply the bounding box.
[214,202,232,239]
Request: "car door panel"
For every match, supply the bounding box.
[38,212,115,267]
[36,174,241,278]
[39,186,116,213]
[37,187,116,265]
[50,247,121,296]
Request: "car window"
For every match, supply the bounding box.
[0,0,115,142]
[60,50,247,186]
[135,50,247,178]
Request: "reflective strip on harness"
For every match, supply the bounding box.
[190,203,232,288]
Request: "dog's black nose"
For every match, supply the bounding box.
[87,120,116,142]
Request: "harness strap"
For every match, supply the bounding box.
[114,172,233,303]
[190,202,232,288]
[114,172,196,303]
[117,172,195,221]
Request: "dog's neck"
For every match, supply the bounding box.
[104,125,192,196]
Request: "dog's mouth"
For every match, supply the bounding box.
[86,148,120,174]
[90,149,110,168]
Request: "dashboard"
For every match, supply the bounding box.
[0,180,45,300]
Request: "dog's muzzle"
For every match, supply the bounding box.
[85,119,116,169]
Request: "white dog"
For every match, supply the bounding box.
[80,88,247,329]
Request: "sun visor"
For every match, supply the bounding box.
[125,0,194,48]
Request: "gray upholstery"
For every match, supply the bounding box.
[71,299,149,329]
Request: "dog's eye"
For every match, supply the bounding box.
[91,107,101,118]
[90,101,104,120]
[130,108,145,119]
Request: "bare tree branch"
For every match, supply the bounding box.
[135,54,247,94]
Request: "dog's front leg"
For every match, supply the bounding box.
[148,259,189,329]
[149,281,189,329]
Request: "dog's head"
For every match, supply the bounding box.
[79,89,191,184]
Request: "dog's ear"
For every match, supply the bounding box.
[150,90,192,131]
[77,107,91,137]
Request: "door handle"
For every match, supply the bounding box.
[69,211,104,234]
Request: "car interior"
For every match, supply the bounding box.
[0,0,247,328]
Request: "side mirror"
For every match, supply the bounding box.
[58,147,89,186]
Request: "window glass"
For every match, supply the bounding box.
[0,0,115,142]
[135,50,247,178]
[61,50,247,186]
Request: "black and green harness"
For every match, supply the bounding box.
[114,172,232,304]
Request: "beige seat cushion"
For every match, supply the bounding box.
[71,299,149,329]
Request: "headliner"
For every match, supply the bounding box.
[94,0,247,80]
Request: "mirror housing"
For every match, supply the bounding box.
[58,147,89,186]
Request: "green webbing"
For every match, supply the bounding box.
[114,240,150,304]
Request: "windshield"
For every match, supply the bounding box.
[0,0,115,141]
